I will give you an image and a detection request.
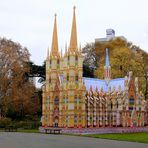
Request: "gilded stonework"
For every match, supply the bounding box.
[42,8,147,128]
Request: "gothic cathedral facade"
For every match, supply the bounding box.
[42,7,147,128]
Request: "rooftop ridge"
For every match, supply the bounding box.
[110,78,125,81]
[83,77,106,82]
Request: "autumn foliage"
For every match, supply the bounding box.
[0,38,39,120]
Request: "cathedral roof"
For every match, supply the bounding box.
[83,77,125,92]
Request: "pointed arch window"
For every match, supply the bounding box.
[75,75,78,84]
[75,55,78,65]
[54,96,59,105]
[117,101,118,109]
[68,55,70,61]
[57,59,60,68]
[67,74,69,83]
[68,55,70,65]
[129,96,134,111]
[74,95,77,103]
[111,102,113,110]
[49,77,51,83]
[74,115,77,123]
[66,116,68,123]
[47,97,50,105]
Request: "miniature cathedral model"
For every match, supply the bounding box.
[42,7,147,128]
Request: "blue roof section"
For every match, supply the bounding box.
[109,78,125,91]
[83,77,125,92]
[105,48,110,67]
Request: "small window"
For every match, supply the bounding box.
[129,107,133,111]
[75,55,78,66]
[68,55,70,61]
[49,77,51,83]
[54,97,59,105]
[67,56,70,66]
[74,115,77,123]
[75,75,78,83]
[57,59,60,68]
[50,59,52,65]
[129,96,134,111]
[74,96,77,103]
[75,55,78,63]
[67,75,69,82]
[111,102,113,110]
[57,59,60,65]
[64,97,68,103]
[117,101,118,109]
[79,117,81,123]
[66,116,68,123]
[47,97,50,104]
[90,116,92,122]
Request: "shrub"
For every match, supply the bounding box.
[0,118,40,129]
[0,118,12,128]
[17,121,40,129]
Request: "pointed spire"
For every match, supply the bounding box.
[64,42,67,56]
[69,6,78,52]
[61,48,63,57]
[79,43,82,52]
[65,42,67,52]
[46,47,49,60]
[50,14,59,56]
[105,48,110,67]
[104,48,111,83]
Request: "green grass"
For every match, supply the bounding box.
[0,128,39,133]
[84,132,148,143]
[17,129,39,133]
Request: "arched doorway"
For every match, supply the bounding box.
[53,96,59,127]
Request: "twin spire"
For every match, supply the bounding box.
[49,6,78,57]
[50,14,59,57]
[69,6,78,52]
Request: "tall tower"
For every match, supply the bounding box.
[42,14,61,127]
[104,48,111,84]
[42,7,86,128]
[62,6,86,128]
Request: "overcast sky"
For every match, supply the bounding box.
[0,0,148,65]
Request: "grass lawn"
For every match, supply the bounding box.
[17,129,39,133]
[84,132,148,143]
[0,128,39,133]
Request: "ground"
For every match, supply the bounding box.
[0,132,147,148]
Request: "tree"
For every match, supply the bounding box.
[82,43,96,77]
[134,49,148,99]
[0,38,39,119]
[28,61,45,81]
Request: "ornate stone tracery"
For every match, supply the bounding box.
[42,8,147,128]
